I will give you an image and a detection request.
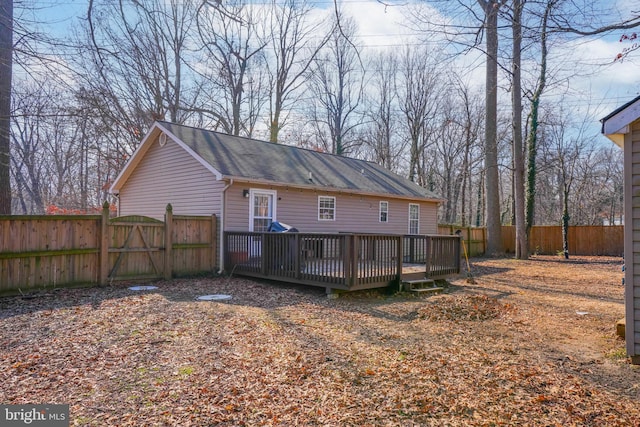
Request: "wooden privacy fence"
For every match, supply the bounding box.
[501,225,623,256]
[0,204,217,294]
[439,224,623,256]
[438,225,486,257]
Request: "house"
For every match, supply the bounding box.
[110,121,445,278]
[601,95,640,364]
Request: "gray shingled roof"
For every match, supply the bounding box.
[158,121,441,200]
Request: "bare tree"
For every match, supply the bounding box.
[0,0,11,214]
[359,51,404,172]
[454,78,485,227]
[80,0,200,144]
[307,15,363,155]
[197,0,268,136]
[10,80,85,213]
[397,47,442,185]
[523,0,639,247]
[540,105,595,258]
[594,147,624,226]
[265,0,330,143]
[435,113,466,224]
[433,77,484,225]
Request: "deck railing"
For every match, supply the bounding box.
[224,232,460,291]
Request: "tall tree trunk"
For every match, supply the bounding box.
[461,147,468,227]
[512,0,527,259]
[480,0,504,255]
[476,169,485,227]
[526,2,551,239]
[562,185,570,259]
[0,0,12,214]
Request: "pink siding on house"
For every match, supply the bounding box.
[118,136,224,219]
[224,184,251,230]
[224,183,439,234]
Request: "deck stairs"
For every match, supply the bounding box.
[401,275,444,294]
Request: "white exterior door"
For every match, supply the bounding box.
[249,190,277,232]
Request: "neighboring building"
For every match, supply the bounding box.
[110,121,444,267]
[601,95,640,364]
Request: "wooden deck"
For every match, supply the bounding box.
[224,232,461,291]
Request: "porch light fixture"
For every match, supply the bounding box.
[243,189,250,198]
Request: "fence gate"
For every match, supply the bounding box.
[107,215,165,281]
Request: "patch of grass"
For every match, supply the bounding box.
[74,416,94,425]
[178,366,195,376]
[605,347,628,361]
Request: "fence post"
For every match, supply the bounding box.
[99,201,109,285]
[456,235,462,274]
[164,204,173,280]
[211,214,217,272]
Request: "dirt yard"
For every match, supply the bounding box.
[1,255,638,426]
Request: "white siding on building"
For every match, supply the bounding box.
[118,136,224,219]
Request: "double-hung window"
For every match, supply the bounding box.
[379,201,389,223]
[318,196,336,221]
[408,204,419,234]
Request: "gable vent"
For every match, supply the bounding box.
[158,133,167,147]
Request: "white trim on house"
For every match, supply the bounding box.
[318,195,336,221]
[601,95,640,148]
[379,201,389,223]
[408,203,420,235]
[602,98,640,146]
[249,189,277,232]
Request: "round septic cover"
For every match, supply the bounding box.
[129,285,158,291]
[197,294,232,301]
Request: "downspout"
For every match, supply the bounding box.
[219,178,233,272]
[113,192,120,216]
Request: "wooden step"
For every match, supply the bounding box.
[401,278,442,293]
[409,286,444,294]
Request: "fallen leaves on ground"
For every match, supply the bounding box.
[0,255,638,426]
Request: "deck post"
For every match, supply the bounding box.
[351,235,359,287]
[455,235,462,273]
[409,236,415,263]
[261,233,269,276]
[396,235,403,287]
[425,236,432,278]
[396,236,405,280]
[294,232,301,279]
